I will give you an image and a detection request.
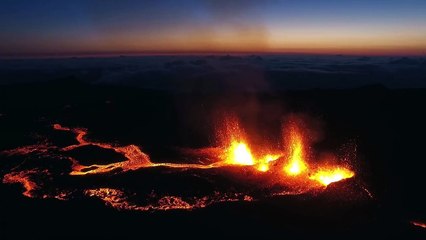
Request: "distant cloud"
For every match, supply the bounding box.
[1,55,426,89]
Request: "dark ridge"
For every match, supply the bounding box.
[65,144,127,165]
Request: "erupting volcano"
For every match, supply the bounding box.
[1,115,360,212]
[2,0,426,236]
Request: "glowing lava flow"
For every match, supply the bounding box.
[84,188,253,211]
[53,124,223,176]
[1,118,359,212]
[309,167,355,186]
[2,170,44,198]
[54,121,285,177]
[84,188,194,211]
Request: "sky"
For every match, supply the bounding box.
[1,0,426,57]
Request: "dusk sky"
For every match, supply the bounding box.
[1,0,426,56]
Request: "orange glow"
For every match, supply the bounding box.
[284,125,308,176]
[85,188,253,211]
[218,117,281,171]
[411,220,426,229]
[2,117,360,212]
[53,123,222,176]
[223,140,281,171]
[309,167,355,186]
[257,163,269,172]
[2,170,40,198]
[257,154,281,172]
[225,141,255,166]
[14,27,426,57]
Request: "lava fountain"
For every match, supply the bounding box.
[284,124,308,176]
[1,115,358,212]
[225,141,255,166]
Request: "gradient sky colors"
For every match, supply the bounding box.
[1,0,426,56]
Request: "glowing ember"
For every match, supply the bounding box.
[284,126,307,176]
[411,220,426,229]
[226,141,255,166]
[85,188,253,211]
[309,167,355,186]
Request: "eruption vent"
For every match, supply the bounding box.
[1,116,359,212]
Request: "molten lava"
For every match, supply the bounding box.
[257,154,281,172]
[309,167,355,186]
[1,116,360,212]
[219,117,282,171]
[85,188,253,211]
[284,124,308,176]
[2,170,40,198]
[225,141,255,166]
[222,140,282,172]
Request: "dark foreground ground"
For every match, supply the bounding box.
[1,80,426,239]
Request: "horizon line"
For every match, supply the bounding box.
[1,50,425,60]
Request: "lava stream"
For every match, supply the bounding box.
[1,118,358,212]
[2,170,45,198]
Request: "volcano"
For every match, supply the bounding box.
[1,55,426,239]
[2,114,357,211]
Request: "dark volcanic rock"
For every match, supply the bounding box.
[321,178,373,202]
[65,144,127,165]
